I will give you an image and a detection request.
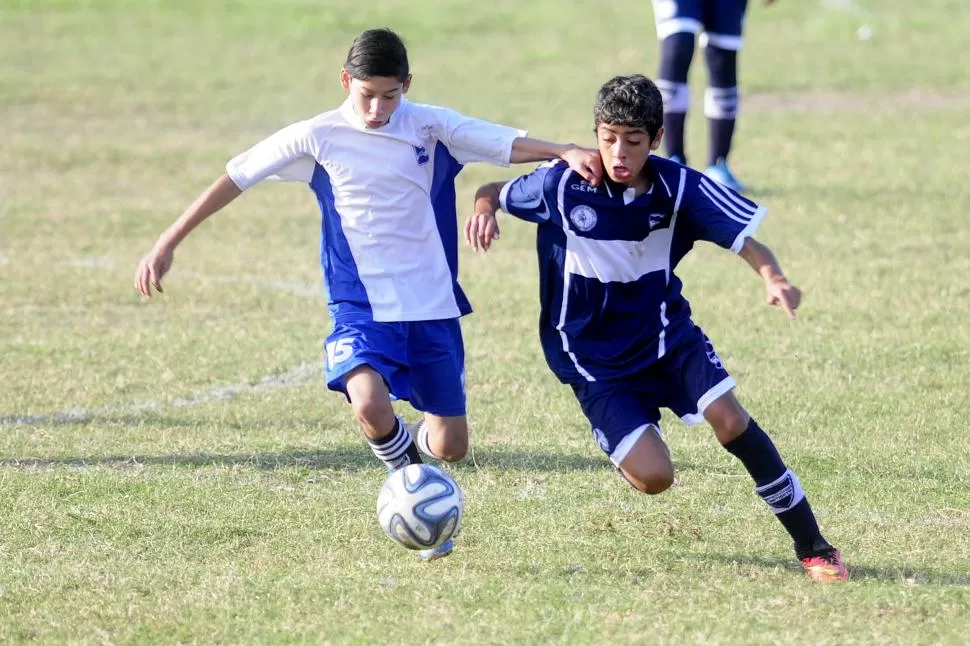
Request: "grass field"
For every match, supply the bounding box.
[2,0,970,643]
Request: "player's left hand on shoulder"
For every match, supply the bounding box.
[464,211,500,253]
[562,146,603,186]
[765,277,801,320]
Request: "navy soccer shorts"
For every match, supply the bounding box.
[324,317,466,417]
[571,325,736,465]
[652,0,749,50]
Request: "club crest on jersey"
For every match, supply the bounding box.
[647,212,667,230]
[413,145,430,165]
[569,205,598,232]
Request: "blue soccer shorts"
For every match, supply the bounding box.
[324,317,466,417]
[570,325,736,466]
[652,0,749,50]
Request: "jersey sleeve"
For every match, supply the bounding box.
[225,120,318,190]
[498,162,557,223]
[423,104,526,167]
[682,172,767,252]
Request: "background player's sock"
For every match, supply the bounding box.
[703,45,739,167]
[368,417,422,471]
[722,418,830,557]
[657,32,695,162]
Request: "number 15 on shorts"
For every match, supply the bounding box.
[326,338,354,368]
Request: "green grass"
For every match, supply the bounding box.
[2,0,969,643]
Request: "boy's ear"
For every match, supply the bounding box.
[402,74,412,94]
[339,68,352,91]
[651,127,664,151]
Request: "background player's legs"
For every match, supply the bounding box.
[703,44,740,171]
[699,0,748,191]
[344,365,422,471]
[704,391,846,579]
[616,424,674,494]
[656,33,696,164]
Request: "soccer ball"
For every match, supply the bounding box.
[377,463,463,550]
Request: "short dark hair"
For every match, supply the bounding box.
[344,28,410,81]
[593,75,664,139]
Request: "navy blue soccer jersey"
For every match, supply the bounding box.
[499,155,765,384]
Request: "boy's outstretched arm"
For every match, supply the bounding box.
[465,182,504,253]
[510,138,602,186]
[738,237,801,319]
[134,174,242,298]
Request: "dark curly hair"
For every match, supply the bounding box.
[593,74,664,139]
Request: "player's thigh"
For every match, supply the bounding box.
[653,0,703,39]
[324,320,409,406]
[701,0,747,50]
[663,327,739,431]
[405,318,467,418]
[572,380,671,481]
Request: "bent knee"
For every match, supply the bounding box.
[351,397,393,429]
[425,419,468,462]
[622,467,675,495]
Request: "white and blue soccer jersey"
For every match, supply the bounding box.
[499,155,765,385]
[226,98,525,323]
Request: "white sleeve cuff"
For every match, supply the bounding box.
[730,205,767,253]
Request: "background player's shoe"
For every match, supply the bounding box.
[704,159,747,194]
[419,538,454,561]
[800,548,848,582]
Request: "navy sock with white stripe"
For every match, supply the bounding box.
[722,418,829,557]
[368,417,422,471]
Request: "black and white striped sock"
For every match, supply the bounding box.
[368,417,422,471]
[411,420,437,459]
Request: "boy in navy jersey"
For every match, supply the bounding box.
[466,74,847,581]
[134,28,601,561]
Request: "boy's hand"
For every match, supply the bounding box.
[135,244,174,299]
[560,146,603,186]
[765,276,801,319]
[464,210,500,252]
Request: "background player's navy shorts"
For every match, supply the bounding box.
[324,317,466,417]
[652,0,749,49]
[570,325,736,466]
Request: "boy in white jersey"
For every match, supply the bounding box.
[134,28,602,560]
[466,75,847,581]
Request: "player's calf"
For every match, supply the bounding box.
[411,415,468,463]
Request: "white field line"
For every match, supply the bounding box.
[1,362,324,426]
[61,257,321,297]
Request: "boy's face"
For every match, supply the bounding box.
[340,69,411,129]
[596,123,663,185]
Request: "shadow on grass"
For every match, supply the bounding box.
[698,552,970,586]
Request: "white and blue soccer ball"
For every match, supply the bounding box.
[377,463,463,551]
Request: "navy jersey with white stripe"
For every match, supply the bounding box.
[499,155,765,384]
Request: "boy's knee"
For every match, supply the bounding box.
[435,435,468,463]
[704,395,751,443]
[352,397,393,430]
[620,465,675,495]
[424,417,468,462]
